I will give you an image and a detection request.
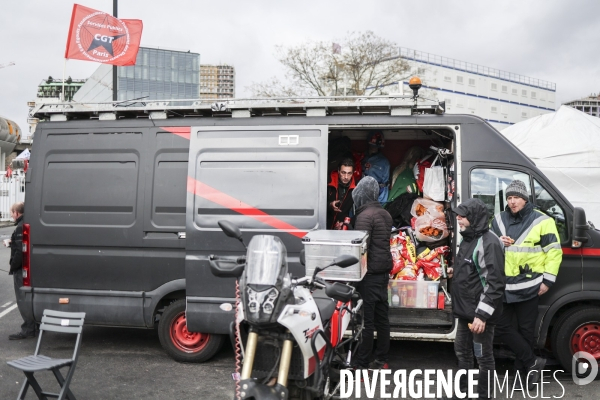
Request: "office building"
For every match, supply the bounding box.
[396,48,557,130]
[563,94,600,117]
[72,46,200,103]
[200,64,235,99]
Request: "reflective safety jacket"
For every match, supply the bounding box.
[491,202,563,303]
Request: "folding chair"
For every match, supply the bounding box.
[7,310,86,400]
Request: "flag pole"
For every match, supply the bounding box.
[62,59,67,102]
[112,0,118,102]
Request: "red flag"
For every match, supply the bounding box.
[65,4,143,66]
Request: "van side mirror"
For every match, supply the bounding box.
[572,207,589,247]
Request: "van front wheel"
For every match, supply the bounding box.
[552,306,600,372]
[158,299,224,363]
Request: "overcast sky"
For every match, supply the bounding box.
[1,0,599,136]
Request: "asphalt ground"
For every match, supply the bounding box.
[0,224,598,399]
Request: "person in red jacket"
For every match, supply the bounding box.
[327,158,356,230]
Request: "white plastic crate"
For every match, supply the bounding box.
[388,280,440,309]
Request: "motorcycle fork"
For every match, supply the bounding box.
[277,337,294,387]
[241,331,258,380]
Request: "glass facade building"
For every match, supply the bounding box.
[117,47,200,101]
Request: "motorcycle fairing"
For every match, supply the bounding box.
[277,286,326,378]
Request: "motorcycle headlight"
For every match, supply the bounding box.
[247,287,259,314]
[262,288,279,314]
[244,287,280,323]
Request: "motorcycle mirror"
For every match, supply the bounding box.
[218,220,242,239]
[218,220,246,248]
[331,254,359,268]
[299,249,306,266]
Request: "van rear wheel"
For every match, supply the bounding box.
[158,299,224,363]
[551,306,600,372]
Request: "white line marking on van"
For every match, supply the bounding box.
[0,304,17,319]
[1,301,12,307]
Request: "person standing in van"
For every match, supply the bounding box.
[351,176,393,370]
[362,131,390,205]
[491,180,562,385]
[445,198,505,399]
[327,158,356,230]
[8,202,36,340]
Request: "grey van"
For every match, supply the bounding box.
[24,97,598,370]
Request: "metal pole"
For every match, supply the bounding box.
[112,0,118,101]
[62,59,67,102]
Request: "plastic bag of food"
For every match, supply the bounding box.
[390,248,405,276]
[397,264,417,280]
[414,214,449,243]
[390,233,405,248]
[410,198,445,219]
[418,259,442,280]
[422,246,450,261]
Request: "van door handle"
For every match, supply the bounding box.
[144,232,183,239]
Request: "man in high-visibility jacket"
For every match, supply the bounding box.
[491,179,562,387]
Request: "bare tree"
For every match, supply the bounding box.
[248,31,412,97]
[246,77,309,98]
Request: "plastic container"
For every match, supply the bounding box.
[388,280,440,309]
[302,230,368,281]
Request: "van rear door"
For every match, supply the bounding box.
[185,125,329,333]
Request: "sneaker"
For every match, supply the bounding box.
[368,359,390,370]
[527,356,547,389]
[9,332,36,340]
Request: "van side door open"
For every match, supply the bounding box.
[185,125,329,333]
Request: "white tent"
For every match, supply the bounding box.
[501,105,600,225]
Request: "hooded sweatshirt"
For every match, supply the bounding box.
[452,198,505,323]
[352,177,393,274]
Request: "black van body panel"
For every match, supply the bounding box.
[184,125,328,332]
[582,229,600,291]
[32,287,146,326]
[26,121,190,328]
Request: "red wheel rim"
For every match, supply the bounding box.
[169,311,209,353]
[571,322,600,359]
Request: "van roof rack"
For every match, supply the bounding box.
[30,95,445,122]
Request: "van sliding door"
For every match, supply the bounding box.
[185,125,328,333]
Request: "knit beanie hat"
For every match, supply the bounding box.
[505,180,529,201]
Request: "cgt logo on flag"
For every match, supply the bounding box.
[65,4,143,66]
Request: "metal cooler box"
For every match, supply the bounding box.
[302,230,369,281]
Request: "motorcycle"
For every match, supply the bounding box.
[208,221,364,400]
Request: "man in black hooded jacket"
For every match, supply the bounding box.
[351,176,393,370]
[446,198,505,399]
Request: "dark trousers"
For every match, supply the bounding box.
[494,296,539,370]
[354,273,390,368]
[454,318,495,399]
[13,270,36,335]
